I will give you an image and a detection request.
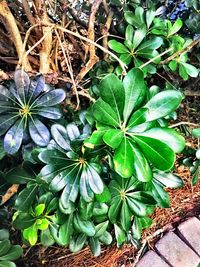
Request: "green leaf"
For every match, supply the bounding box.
[151,181,170,208]
[0,115,18,136]
[99,74,125,120]
[132,26,146,50]
[15,184,38,212]
[58,214,73,246]
[108,40,129,54]
[168,19,183,37]
[0,240,11,257]
[94,221,109,238]
[103,129,123,149]
[99,231,112,245]
[144,90,183,121]
[179,64,188,80]
[36,107,62,120]
[123,68,146,122]
[33,89,66,108]
[13,212,36,230]
[108,196,121,223]
[136,128,185,153]
[0,261,16,267]
[4,119,24,155]
[146,10,156,28]
[181,63,199,78]
[169,60,178,71]
[192,128,200,138]
[95,185,111,203]
[125,25,134,43]
[66,123,80,141]
[29,118,50,147]
[87,165,104,195]
[0,245,23,261]
[69,234,86,253]
[23,224,38,246]
[0,141,6,160]
[0,230,9,241]
[113,138,134,178]
[89,238,101,257]
[40,229,55,247]
[51,124,71,151]
[153,172,183,188]
[114,224,126,247]
[126,197,147,217]
[128,140,152,182]
[120,201,132,231]
[133,135,175,171]
[36,218,49,230]
[74,214,95,237]
[137,37,163,51]
[5,167,35,184]
[127,108,148,129]
[92,99,120,127]
[35,204,45,216]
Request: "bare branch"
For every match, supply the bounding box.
[0,0,32,71]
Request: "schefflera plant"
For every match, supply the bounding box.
[0,70,66,154]
[37,123,105,211]
[86,67,185,183]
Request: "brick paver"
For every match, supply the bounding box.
[136,250,170,267]
[178,217,200,256]
[155,232,200,267]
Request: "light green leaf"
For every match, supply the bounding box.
[168,19,183,37]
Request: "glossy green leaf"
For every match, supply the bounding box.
[13,213,36,230]
[66,123,80,141]
[92,99,120,127]
[126,197,147,217]
[103,129,123,149]
[125,25,134,43]
[4,119,24,155]
[123,68,146,122]
[0,261,16,267]
[133,135,175,171]
[74,214,95,237]
[36,107,62,119]
[132,26,146,50]
[153,172,183,188]
[89,238,101,257]
[128,140,152,182]
[0,245,22,261]
[58,214,73,246]
[99,74,125,120]
[120,201,132,231]
[80,168,94,202]
[181,63,199,78]
[108,40,129,54]
[151,181,170,208]
[0,240,11,257]
[33,89,66,108]
[69,234,87,253]
[192,128,200,138]
[5,167,35,184]
[146,10,156,28]
[135,128,185,153]
[29,118,50,147]
[23,224,38,246]
[144,90,183,121]
[87,165,104,194]
[94,221,109,238]
[99,231,112,245]
[114,224,126,247]
[15,184,38,212]
[137,37,163,51]
[168,19,183,36]
[127,108,148,129]
[113,138,134,178]
[108,196,121,223]
[51,124,71,151]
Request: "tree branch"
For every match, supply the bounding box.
[0,0,32,71]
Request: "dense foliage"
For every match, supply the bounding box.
[0,0,199,264]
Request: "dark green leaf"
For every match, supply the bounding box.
[33,89,66,108]
[92,99,120,127]
[0,245,23,261]
[153,172,183,188]
[99,74,125,120]
[51,124,71,151]
[4,119,24,154]
[123,68,146,122]
[66,123,80,140]
[114,224,126,247]
[15,184,38,212]
[36,107,62,119]
[5,167,35,184]
[133,135,175,171]
[144,90,183,121]
[89,238,101,257]
[151,181,170,208]
[69,234,86,253]
[29,118,50,146]
[74,214,95,237]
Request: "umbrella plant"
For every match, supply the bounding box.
[0,70,66,154]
